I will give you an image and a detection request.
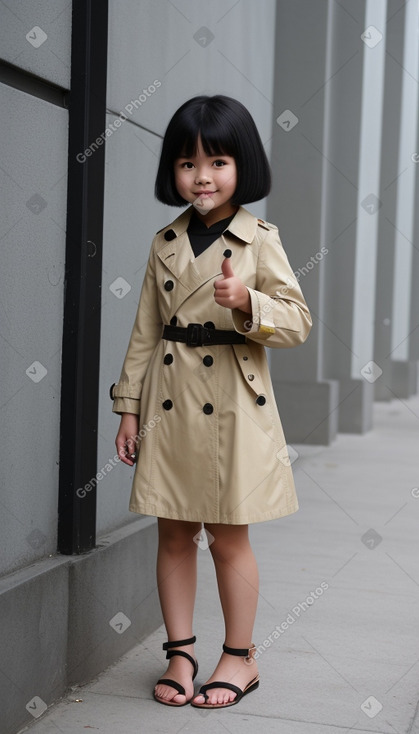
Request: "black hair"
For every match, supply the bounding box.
[155,95,271,206]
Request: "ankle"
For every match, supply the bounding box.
[168,643,195,657]
[223,642,257,662]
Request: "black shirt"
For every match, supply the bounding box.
[187,210,236,258]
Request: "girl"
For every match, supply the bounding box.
[111,95,312,709]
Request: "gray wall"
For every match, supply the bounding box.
[0,0,71,577]
[0,0,71,88]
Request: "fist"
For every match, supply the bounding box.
[213,257,251,313]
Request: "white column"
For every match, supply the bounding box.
[351,0,387,375]
[268,0,339,444]
[388,0,419,396]
[327,0,387,429]
[373,0,408,399]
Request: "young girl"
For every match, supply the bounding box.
[111,95,312,709]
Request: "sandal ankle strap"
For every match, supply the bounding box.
[223,643,256,658]
[162,635,196,651]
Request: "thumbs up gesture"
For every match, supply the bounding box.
[213,256,251,313]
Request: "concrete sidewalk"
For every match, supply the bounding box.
[21,394,419,734]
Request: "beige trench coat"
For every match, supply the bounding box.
[111,205,312,524]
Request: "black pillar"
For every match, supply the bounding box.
[58,0,108,554]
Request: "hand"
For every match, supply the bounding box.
[115,413,140,466]
[213,257,251,313]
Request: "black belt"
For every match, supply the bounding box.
[163,323,246,347]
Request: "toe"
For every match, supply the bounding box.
[155,684,186,705]
[172,692,186,704]
[193,693,206,704]
[222,690,234,705]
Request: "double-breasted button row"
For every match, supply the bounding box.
[162,399,214,414]
[164,352,213,368]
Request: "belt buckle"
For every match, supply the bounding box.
[186,323,203,347]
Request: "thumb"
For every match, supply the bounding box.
[221,257,235,279]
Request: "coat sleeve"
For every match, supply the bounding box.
[112,243,163,415]
[231,225,312,348]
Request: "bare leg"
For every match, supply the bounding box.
[192,523,260,706]
[154,518,201,705]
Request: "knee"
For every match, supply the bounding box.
[158,520,200,556]
[207,532,249,564]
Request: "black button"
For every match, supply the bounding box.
[203,355,213,367]
[223,249,232,258]
[109,382,115,400]
[164,280,174,291]
[170,315,177,325]
[163,399,173,410]
[256,395,266,406]
[164,229,176,241]
[204,321,215,329]
[164,354,173,365]
[243,356,248,361]
[203,403,213,415]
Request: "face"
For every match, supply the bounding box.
[174,136,238,223]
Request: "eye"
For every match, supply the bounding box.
[213,159,227,167]
[180,161,194,169]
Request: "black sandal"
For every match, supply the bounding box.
[191,643,259,709]
[153,635,198,707]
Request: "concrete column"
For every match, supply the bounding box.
[373,0,407,400]
[387,0,419,397]
[321,0,387,433]
[409,98,419,375]
[267,0,339,445]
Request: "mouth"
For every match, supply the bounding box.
[194,190,217,196]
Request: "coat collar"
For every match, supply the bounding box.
[157,205,258,247]
[154,207,259,314]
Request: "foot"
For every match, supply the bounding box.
[154,643,197,705]
[192,650,258,707]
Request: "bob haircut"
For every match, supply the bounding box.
[155,95,271,207]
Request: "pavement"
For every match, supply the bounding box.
[20,393,419,734]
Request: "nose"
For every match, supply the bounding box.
[194,166,212,184]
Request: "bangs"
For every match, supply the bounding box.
[178,121,236,160]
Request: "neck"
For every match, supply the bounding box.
[194,203,239,228]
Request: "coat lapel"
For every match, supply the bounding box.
[155,206,258,312]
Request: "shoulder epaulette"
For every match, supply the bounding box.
[257,218,276,231]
